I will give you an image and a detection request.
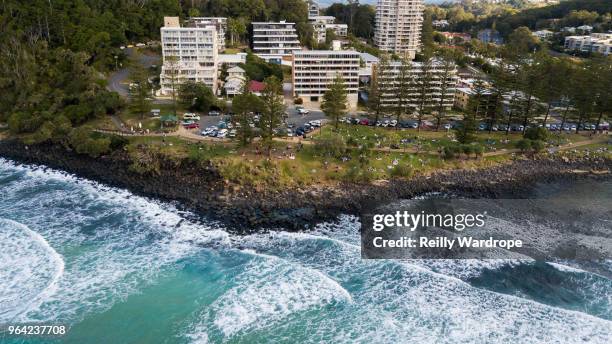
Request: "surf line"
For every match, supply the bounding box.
[372,236,523,250]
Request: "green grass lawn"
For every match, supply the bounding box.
[115,123,602,188]
[120,104,187,132]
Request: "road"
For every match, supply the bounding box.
[106,48,160,98]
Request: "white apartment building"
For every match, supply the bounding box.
[292,50,361,110]
[309,16,349,44]
[308,0,319,18]
[160,16,218,95]
[533,29,553,40]
[187,17,227,52]
[374,0,424,59]
[252,21,302,63]
[564,33,612,56]
[378,59,458,111]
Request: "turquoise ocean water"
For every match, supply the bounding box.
[0,158,611,343]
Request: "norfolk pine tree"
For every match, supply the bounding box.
[258,76,285,158]
[129,64,153,119]
[321,75,348,131]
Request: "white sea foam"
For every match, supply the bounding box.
[187,250,352,339]
[212,216,612,344]
[0,158,230,322]
[0,218,65,322]
[2,158,612,343]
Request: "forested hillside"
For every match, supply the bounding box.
[0,0,310,150]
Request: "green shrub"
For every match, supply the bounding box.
[516,139,533,152]
[390,164,413,178]
[443,145,461,159]
[69,127,111,158]
[313,134,346,158]
[531,139,545,152]
[524,127,549,141]
[462,144,474,155]
[343,165,374,183]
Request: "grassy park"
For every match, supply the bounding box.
[116,122,610,188]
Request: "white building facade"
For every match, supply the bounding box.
[224,66,246,97]
[187,17,227,52]
[374,0,424,59]
[309,16,348,44]
[160,17,218,96]
[378,59,458,112]
[308,0,319,18]
[564,33,612,56]
[292,50,361,110]
[251,21,302,62]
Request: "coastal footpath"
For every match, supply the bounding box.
[1,139,610,232]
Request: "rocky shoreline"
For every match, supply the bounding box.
[0,139,610,233]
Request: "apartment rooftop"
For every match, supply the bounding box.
[293,50,359,55]
[252,21,295,25]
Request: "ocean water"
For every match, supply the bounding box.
[0,158,611,343]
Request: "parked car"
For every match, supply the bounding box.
[298,108,310,115]
[216,129,228,138]
[443,123,451,130]
[183,122,199,129]
[183,113,200,121]
[309,120,322,127]
[208,110,220,116]
[389,120,398,127]
[359,119,370,126]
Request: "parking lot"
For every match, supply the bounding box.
[182,107,609,140]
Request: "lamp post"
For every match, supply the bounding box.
[114,55,118,70]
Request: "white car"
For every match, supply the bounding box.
[298,108,310,115]
[216,129,228,138]
[309,120,321,127]
[183,113,200,121]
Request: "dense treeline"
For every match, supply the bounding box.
[480,0,612,36]
[324,2,376,39]
[1,0,181,70]
[0,0,182,151]
[430,0,611,37]
[185,0,314,47]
